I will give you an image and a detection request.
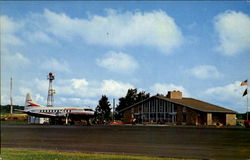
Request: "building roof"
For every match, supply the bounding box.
[120,95,236,113]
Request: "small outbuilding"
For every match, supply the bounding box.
[119,91,236,126]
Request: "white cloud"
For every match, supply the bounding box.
[36,78,134,99]
[187,22,197,30]
[3,51,30,68]
[1,9,183,54]
[100,79,134,97]
[204,81,246,112]
[71,78,89,89]
[214,10,250,55]
[0,15,24,46]
[43,9,183,54]
[34,78,49,94]
[25,31,55,44]
[34,94,46,104]
[19,87,32,96]
[41,58,70,72]
[59,97,97,107]
[96,51,138,72]
[150,83,190,97]
[185,65,222,79]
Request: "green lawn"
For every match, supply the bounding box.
[0,149,197,160]
[1,113,10,119]
[0,113,28,124]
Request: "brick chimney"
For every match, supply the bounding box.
[167,90,182,99]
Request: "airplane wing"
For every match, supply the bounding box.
[14,109,27,113]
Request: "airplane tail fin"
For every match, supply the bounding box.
[25,93,40,107]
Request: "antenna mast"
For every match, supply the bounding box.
[47,72,55,107]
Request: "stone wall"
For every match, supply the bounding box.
[226,114,236,126]
[207,113,212,125]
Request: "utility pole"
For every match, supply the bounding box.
[10,77,13,116]
[113,98,115,121]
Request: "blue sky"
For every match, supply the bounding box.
[1,1,250,112]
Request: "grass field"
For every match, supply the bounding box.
[0,113,28,124]
[0,149,197,160]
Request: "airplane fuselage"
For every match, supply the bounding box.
[24,106,94,118]
[26,107,93,114]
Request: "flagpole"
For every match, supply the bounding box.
[247,80,249,121]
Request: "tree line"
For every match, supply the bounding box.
[0,105,24,114]
[94,88,150,123]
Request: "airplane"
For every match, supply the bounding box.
[15,93,95,125]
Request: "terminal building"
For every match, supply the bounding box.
[119,91,236,126]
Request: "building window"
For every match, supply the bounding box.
[159,106,163,112]
[172,104,175,112]
[152,106,156,112]
[167,102,171,112]
[159,99,163,106]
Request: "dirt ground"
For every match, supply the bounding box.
[1,124,250,160]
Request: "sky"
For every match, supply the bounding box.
[1,1,250,113]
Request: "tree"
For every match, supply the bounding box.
[95,95,111,123]
[115,88,150,120]
[136,91,150,102]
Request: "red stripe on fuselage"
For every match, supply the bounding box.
[28,102,39,107]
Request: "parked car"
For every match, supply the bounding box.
[244,120,250,128]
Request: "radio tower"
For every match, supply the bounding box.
[47,72,55,107]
